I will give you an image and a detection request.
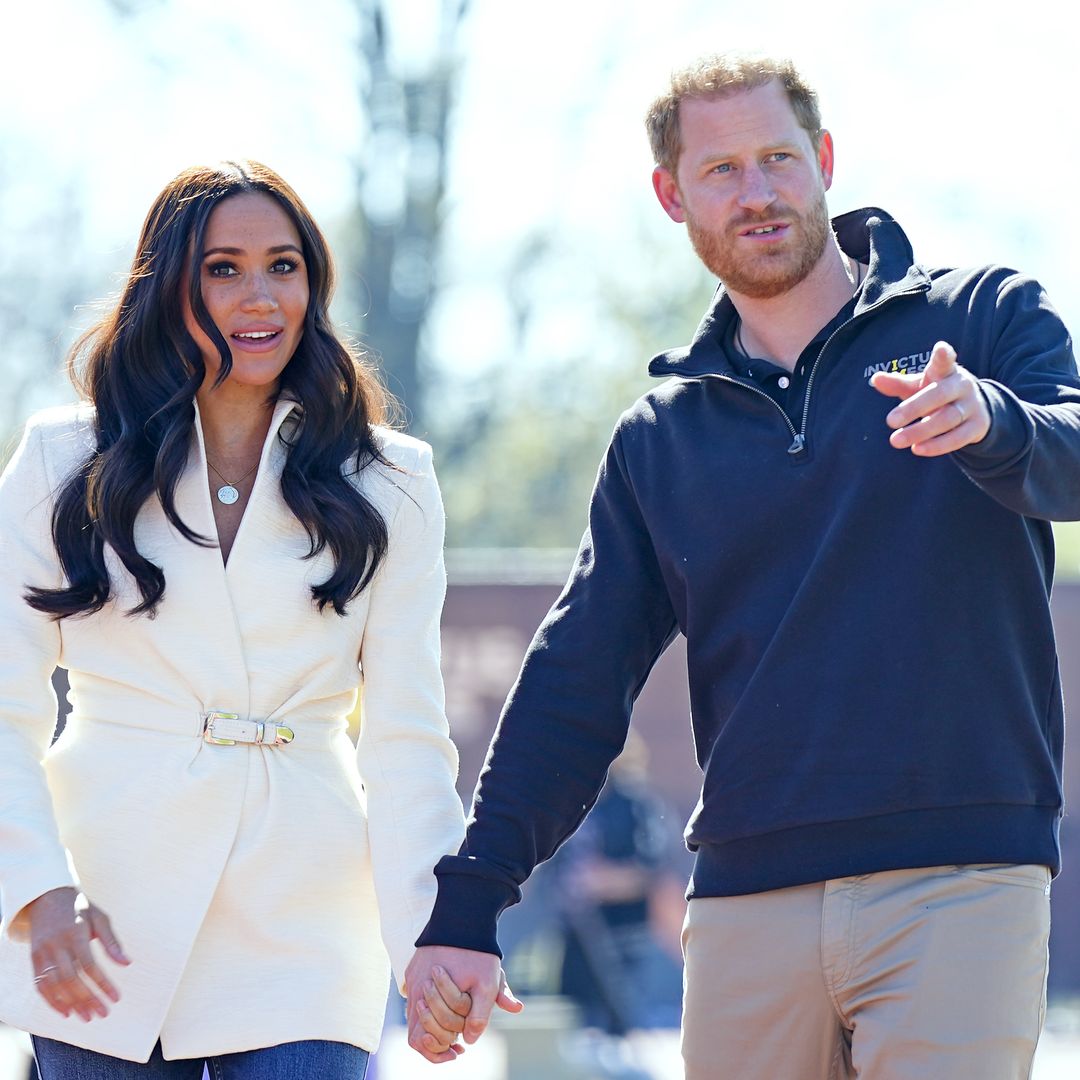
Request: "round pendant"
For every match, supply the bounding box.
[216,484,239,505]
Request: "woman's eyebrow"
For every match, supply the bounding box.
[203,243,303,258]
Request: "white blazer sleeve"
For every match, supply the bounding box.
[356,443,466,991]
[0,419,79,941]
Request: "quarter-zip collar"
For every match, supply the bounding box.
[648,207,932,380]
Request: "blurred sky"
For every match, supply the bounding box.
[1,0,1076,409]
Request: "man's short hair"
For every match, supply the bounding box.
[645,53,823,173]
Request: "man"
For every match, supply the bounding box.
[406,53,1080,1078]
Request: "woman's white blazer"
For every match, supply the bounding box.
[0,399,466,1062]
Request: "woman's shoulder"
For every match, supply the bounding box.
[350,426,440,521]
[369,425,435,475]
[22,401,95,434]
[20,402,97,464]
[3,403,96,494]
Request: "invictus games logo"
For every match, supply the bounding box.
[864,350,933,381]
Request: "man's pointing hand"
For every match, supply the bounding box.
[871,340,990,455]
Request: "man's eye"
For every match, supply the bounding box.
[712,163,732,174]
[768,152,791,163]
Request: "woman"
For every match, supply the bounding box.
[0,161,470,1077]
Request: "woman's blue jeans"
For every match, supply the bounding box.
[32,1036,370,1079]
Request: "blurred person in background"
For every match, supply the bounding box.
[0,160,467,1078]
[406,52,1080,1079]
[554,732,682,1034]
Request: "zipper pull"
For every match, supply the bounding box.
[787,433,806,454]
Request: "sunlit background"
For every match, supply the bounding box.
[5,0,1080,561]
[3,1,1080,1076]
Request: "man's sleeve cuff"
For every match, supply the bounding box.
[954,380,1034,475]
[414,858,522,958]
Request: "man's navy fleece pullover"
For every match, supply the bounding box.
[419,209,1080,957]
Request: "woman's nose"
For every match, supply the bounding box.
[242,274,278,311]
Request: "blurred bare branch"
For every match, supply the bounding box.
[347,0,469,428]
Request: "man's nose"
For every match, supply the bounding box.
[737,166,777,214]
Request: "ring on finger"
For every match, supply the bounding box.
[953,400,967,423]
[34,967,59,982]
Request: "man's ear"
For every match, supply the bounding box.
[653,166,687,223]
[817,129,835,191]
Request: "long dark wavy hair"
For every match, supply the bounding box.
[26,160,394,619]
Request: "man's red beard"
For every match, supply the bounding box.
[686,193,832,299]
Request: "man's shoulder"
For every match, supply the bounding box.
[609,382,691,444]
[612,378,700,436]
[923,262,1042,301]
[915,264,1063,337]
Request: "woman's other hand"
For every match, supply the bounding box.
[26,887,130,1021]
[415,965,473,1058]
[406,946,523,1063]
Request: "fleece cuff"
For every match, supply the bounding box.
[414,857,521,958]
[954,379,1035,475]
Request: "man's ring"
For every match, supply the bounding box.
[34,967,58,982]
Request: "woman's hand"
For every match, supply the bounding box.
[406,946,523,1063]
[414,965,472,1059]
[26,886,130,1022]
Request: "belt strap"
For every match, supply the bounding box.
[203,711,295,747]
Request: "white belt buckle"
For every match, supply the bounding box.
[203,711,294,747]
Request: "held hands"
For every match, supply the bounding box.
[870,341,990,455]
[404,945,523,1064]
[26,887,130,1022]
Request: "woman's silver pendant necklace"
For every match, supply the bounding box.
[206,458,259,505]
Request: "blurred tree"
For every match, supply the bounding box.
[347,0,469,428]
[433,233,717,549]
